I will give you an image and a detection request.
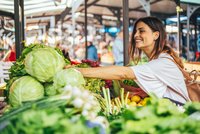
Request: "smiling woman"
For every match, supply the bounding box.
[72,16,191,106]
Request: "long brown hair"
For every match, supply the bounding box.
[130,16,183,68]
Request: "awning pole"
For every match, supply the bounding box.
[84,0,88,59]
[14,0,24,59]
[122,0,129,66]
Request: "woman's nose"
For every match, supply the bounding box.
[134,31,139,38]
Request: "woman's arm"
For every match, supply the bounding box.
[76,66,136,80]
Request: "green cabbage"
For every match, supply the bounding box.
[9,76,44,107]
[53,68,85,90]
[24,47,65,82]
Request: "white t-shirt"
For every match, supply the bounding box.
[130,53,190,104]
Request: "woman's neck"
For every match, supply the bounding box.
[142,42,155,59]
[142,47,154,59]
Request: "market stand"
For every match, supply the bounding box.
[0,44,200,133]
[0,1,200,133]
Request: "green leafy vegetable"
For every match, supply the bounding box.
[84,78,105,94]
[9,76,44,107]
[53,68,85,91]
[44,83,57,96]
[24,47,65,82]
[123,79,139,87]
[0,97,101,134]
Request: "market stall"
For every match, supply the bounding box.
[0,0,200,133]
[0,44,200,133]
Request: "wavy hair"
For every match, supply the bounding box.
[130,16,183,68]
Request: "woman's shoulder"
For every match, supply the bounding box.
[147,53,176,70]
[150,53,173,64]
[158,53,172,59]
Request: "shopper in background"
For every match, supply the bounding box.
[85,36,98,61]
[3,44,16,62]
[112,31,124,66]
[69,16,190,106]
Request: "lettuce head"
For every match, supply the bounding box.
[9,76,44,107]
[53,68,85,91]
[24,47,65,82]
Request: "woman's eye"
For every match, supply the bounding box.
[140,30,145,33]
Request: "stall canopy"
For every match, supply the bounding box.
[0,0,193,27]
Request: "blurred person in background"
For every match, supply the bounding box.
[3,44,16,62]
[112,31,124,66]
[100,44,114,66]
[81,36,98,61]
[74,44,85,61]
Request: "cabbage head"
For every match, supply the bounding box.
[9,76,44,107]
[24,47,65,82]
[53,68,85,90]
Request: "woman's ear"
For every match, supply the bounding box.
[154,31,160,40]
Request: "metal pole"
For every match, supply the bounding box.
[14,0,24,59]
[186,4,199,60]
[122,0,129,65]
[72,2,75,46]
[20,0,25,41]
[194,16,197,54]
[186,5,190,60]
[84,0,88,59]
[176,5,182,57]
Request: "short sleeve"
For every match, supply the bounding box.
[130,64,167,98]
[129,53,189,103]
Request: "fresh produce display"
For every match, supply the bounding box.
[0,89,107,134]
[102,88,127,119]
[3,44,71,104]
[0,43,200,133]
[84,77,105,94]
[126,94,150,107]
[75,59,106,94]
[104,80,113,89]
[109,96,200,134]
[81,59,100,67]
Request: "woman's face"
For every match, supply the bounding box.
[134,21,158,50]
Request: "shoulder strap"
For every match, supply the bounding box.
[163,57,192,81]
[161,57,189,101]
[167,86,188,101]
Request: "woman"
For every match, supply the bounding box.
[74,17,190,105]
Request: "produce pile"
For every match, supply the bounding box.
[0,44,200,134]
[109,96,200,134]
[5,44,71,107]
[0,44,108,133]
